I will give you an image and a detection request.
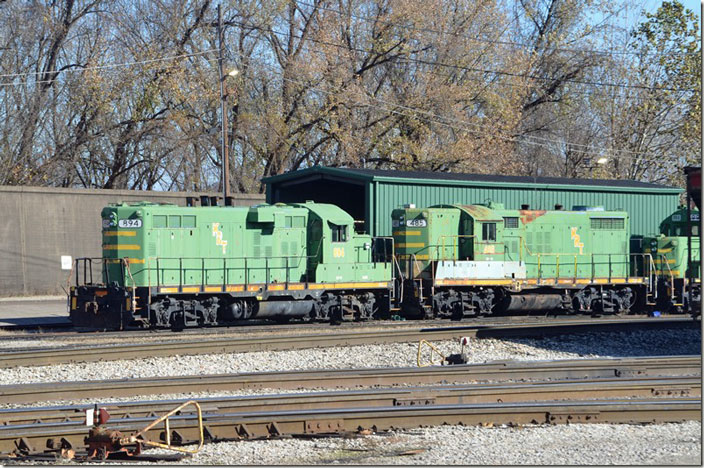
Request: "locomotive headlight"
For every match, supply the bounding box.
[363,242,371,250]
[105,212,117,227]
[135,210,143,218]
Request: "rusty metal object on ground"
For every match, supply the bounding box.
[119,400,204,454]
[417,336,471,366]
[417,339,446,367]
[83,400,203,460]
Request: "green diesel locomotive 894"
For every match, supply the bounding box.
[70,200,392,329]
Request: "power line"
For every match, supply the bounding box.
[0,49,218,85]
[242,53,660,159]
[295,0,688,58]
[0,15,690,94]
[231,17,692,93]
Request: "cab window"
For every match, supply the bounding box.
[331,224,348,242]
[482,223,496,242]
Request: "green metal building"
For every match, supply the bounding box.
[263,166,682,238]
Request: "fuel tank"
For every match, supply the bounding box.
[255,300,315,318]
[502,294,563,311]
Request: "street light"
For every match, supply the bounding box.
[219,64,238,202]
[582,157,609,179]
[217,3,239,203]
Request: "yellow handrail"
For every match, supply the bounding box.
[417,339,446,367]
[120,400,204,454]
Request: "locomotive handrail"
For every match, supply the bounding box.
[75,235,336,290]
[74,257,112,287]
[631,252,657,299]
[371,236,396,294]
[438,235,506,262]
[144,235,334,290]
[440,235,473,261]
[510,237,638,282]
[146,253,312,290]
[410,253,424,301]
[407,233,636,284]
[659,253,676,302]
[123,260,138,315]
[393,254,404,301]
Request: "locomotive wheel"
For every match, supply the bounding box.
[229,303,244,320]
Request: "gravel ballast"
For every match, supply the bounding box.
[0,329,699,385]
[137,421,701,465]
[0,328,699,465]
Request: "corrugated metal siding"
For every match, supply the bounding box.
[374,182,679,238]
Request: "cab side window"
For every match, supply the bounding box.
[331,224,348,242]
[482,223,496,242]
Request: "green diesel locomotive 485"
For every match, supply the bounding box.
[392,202,651,319]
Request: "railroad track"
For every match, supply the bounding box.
[1,395,699,459]
[1,313,692,339]
[1,375,699,427]
[0,317,696,368]
[1,355,699,404]
[1,356,698,460]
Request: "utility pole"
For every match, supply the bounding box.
[217,3,229,201]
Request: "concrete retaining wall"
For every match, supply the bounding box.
[0,186,264,296]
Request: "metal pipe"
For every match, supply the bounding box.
[686,171,693,311]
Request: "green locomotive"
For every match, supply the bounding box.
[70,197,697,330]
[70,200,392,329]
[392,202,650,318]
[640,206,700,313]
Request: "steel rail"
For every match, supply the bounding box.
[0,356,699,404]
[0,376,698,427]
[1,398,699,459]
[1,313,684,337]
[0,318,697,368]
